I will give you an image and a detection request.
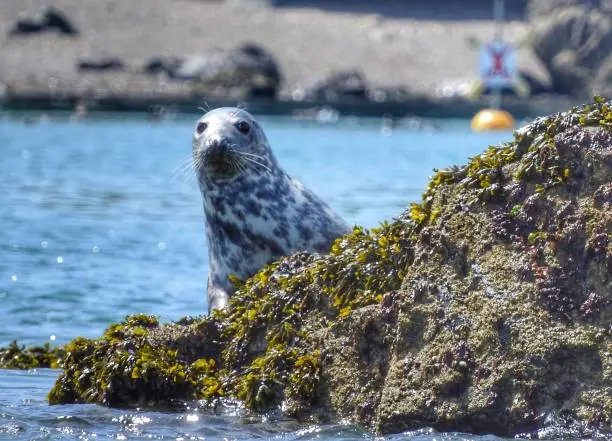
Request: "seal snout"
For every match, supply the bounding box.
[204,137,234,165]
[205,137,231,154]
[196,136,241,180]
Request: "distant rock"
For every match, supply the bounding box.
[302,70,368,102]
[593,53,612,97]
[514,70,554,96]
[529,4,612,96]
[142,57,182,76]
[367,85,416,102]
[298,70,418,104]
[549,50,591,96]
[526,0,598,20]
[77,57,126,72]
[169,43,282,99]
[44,8,79,35]
[9,7,78,37]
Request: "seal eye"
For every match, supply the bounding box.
[236,121,250,134]
[196,121,207,135]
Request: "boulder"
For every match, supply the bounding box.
[77,57,126,72]
[367,85,415,102]
[302,70,369,102]
[299,72,421,103]
[21,100,612,437]
[530,5,612,95]
[142,56,182,76]
[593,53,612,96]
[0,341,64,370]
[43,8,79,35]
[550,50,591,95]
[8,7,78,37]
[177,43,282,99]
[526,0,599,21]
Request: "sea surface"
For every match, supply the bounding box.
[0,111,515,441]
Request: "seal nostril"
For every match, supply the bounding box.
[208,137,230,148]
[206,139,228,159]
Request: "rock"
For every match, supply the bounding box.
[517,70,554,95]
[43,8,79,35]
[302,70,369,102]
[526,0,599,20]
[550,50,591,95]
[46,100,612,437]
[530,6,612,96]
[592,53,612,96]
[143,56,182,75]
[9,19,46,36]
[0,341,64,369]
[77,57,126,72]
[300,72,419,103]
[177,43,282,99]
[8,7,78,37]
[368,85,415,102]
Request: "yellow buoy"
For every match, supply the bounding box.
[470,108,515,132]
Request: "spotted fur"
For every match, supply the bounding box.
[193,108,350,311]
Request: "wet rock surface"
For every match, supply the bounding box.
[3,100,610,437]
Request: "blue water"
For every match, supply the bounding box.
[0,111,513,440]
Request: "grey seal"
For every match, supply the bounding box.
[192,107,351,311]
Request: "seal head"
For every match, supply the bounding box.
[193,107,350,311]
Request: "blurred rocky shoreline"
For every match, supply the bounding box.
[0,0,610,117]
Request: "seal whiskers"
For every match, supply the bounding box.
[233,151,266,160]
[233,153,272,173]
[192,107,351,312]
[171,155,198,183]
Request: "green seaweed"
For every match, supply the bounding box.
[0,341,65,370]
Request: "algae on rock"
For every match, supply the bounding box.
[0,341,64,370]
[47,100,611,437]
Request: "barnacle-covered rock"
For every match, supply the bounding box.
[45,99,611,437]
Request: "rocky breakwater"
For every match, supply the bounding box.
[23,100,610,437]
[3,5,283,106]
